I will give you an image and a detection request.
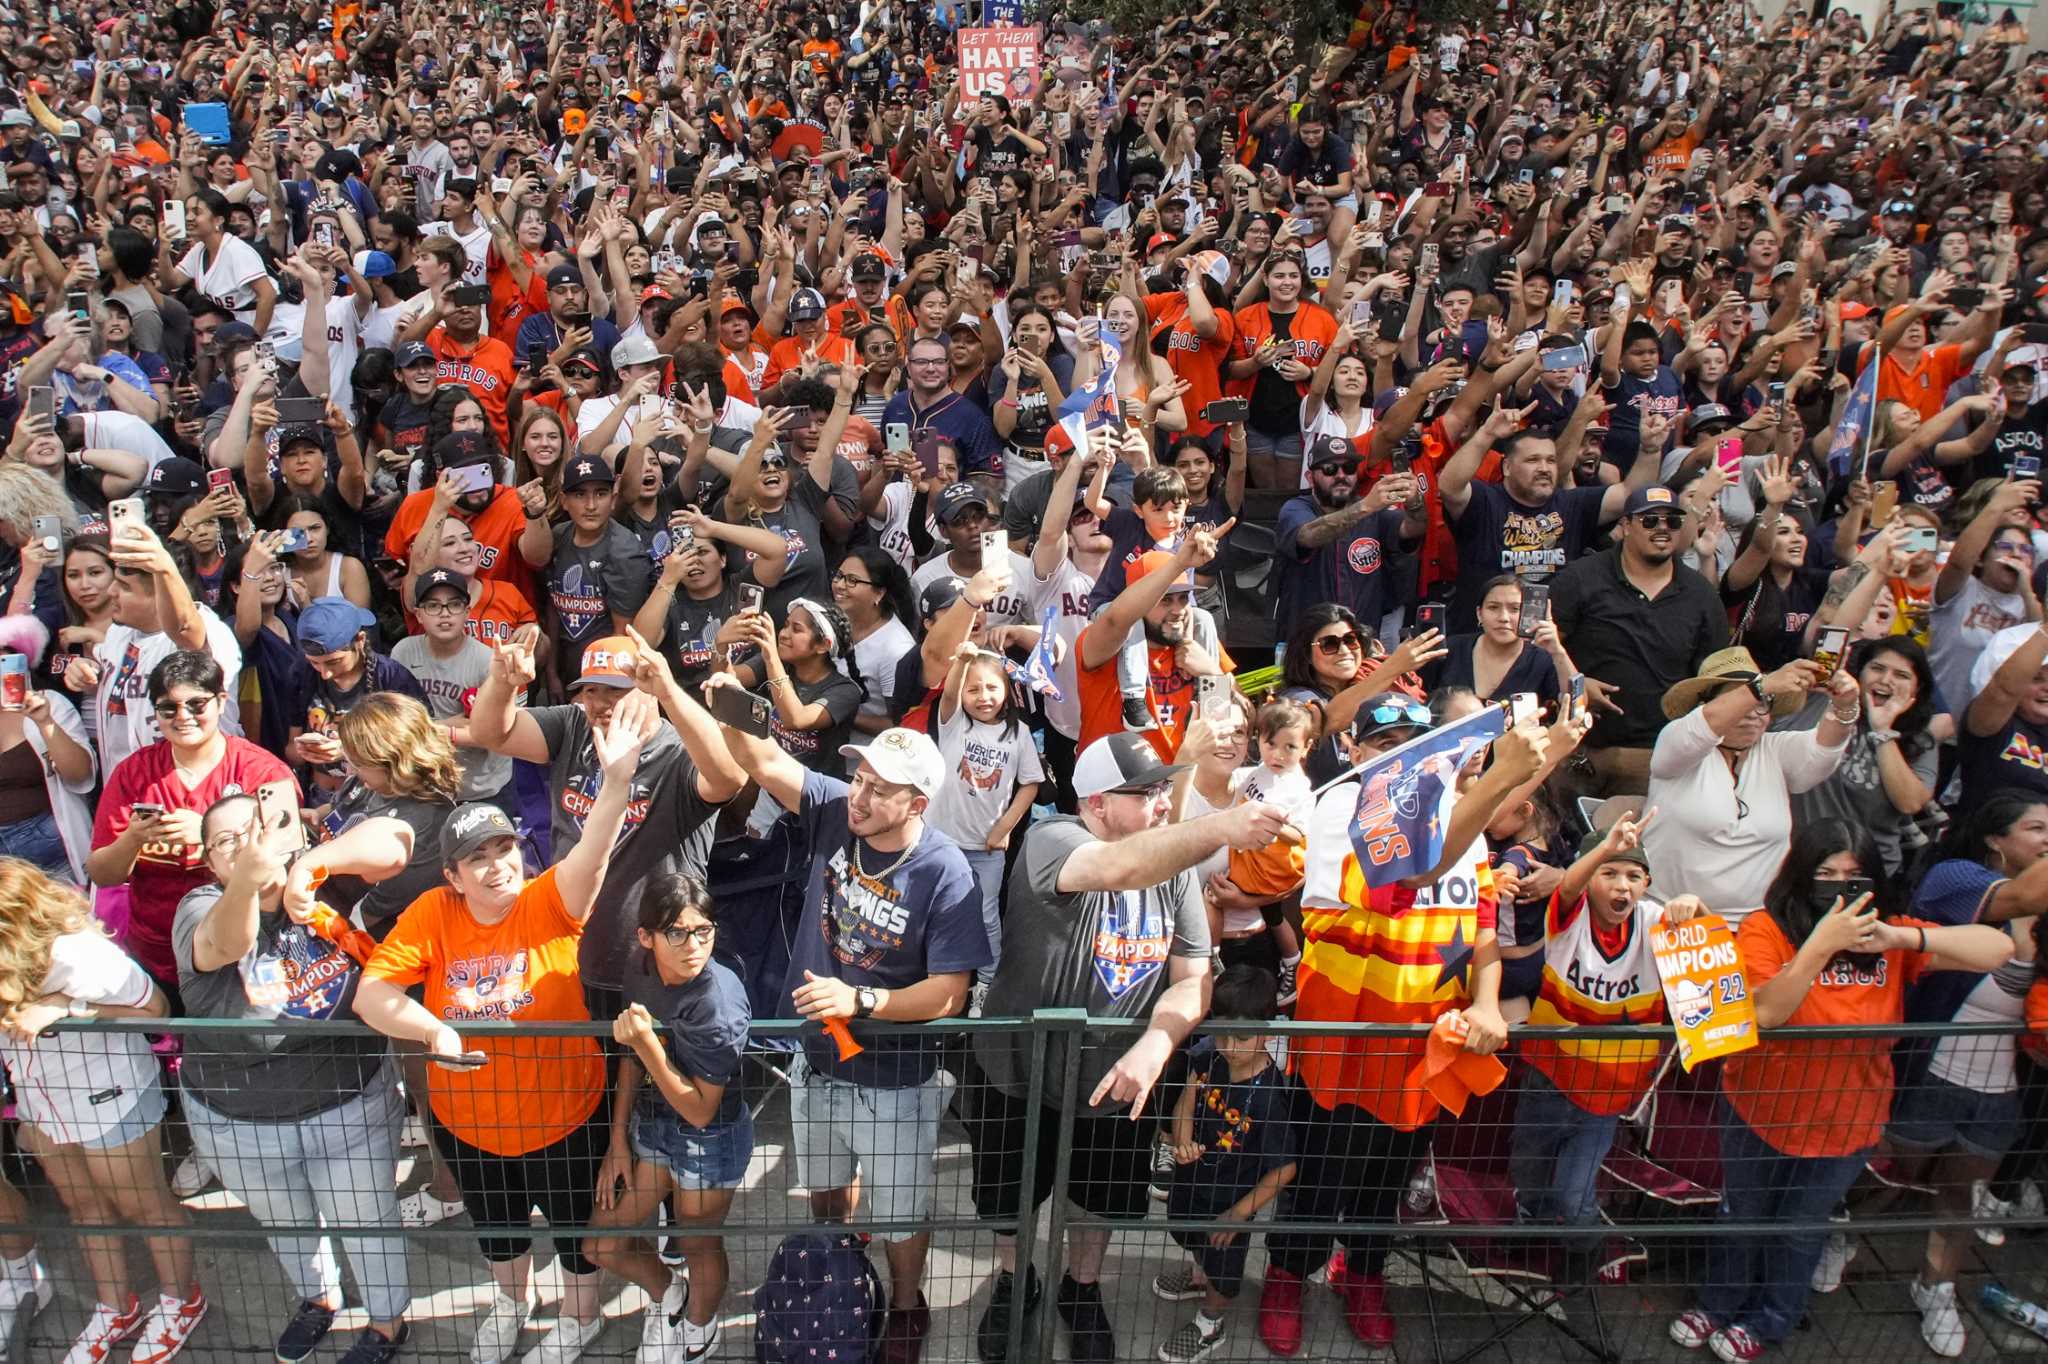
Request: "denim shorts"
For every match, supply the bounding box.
[1889,1075,2023,1159]
[75,1077,168,1151]
[631,1103,755,1191]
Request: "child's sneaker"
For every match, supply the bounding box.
[1148,1139,1175,1201]
[1156,1313,1227,1363]
[1973,1179,2012,1246]
[1151,1267,1203,1302]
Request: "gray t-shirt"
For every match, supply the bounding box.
[171,883,388,1121]
[973,816,1210,1112]
[1782,695,1938,876]
[392,634,510,800]
[108,284,165,355]
[528,705,725,988]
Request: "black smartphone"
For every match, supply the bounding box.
[434,1050,493,1070]
[1200,397,1248,424]
[274,395,327,425]
[707,681,774,737]
[1415,602,1446,636]
[1516,583,1549,638]
[1813,877,1876,909]
[449,284,492,308]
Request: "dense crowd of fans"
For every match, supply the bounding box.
[0,0,2045,1360]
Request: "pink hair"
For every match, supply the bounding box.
[0,614,50,670]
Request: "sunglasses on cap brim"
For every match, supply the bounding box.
[1365,700,1433,730]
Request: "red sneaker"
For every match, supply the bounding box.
[1257,1269,1305,1357]
[1339,1272,1396,1349]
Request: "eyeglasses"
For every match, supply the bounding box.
[1366,700,1435,729]
[1633,511,1687,530]
[831,572,875,588]
[418,598,467,615]
[659,924,716,947]
[1109,781,1172,802]
[153,696,215,719]
[205,828,251,855]
[1313,631,1365,655]
[909,356,950,368]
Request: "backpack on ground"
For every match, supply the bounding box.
[753,1230,886,1364]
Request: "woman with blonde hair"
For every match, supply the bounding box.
[0,462,78,625]
[330,694,475,1230]
[0,859,205,1364]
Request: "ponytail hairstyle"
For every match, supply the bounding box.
[843,544,917,633]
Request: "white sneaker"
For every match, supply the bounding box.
[169,1151,213,1199]
[679,1314,718,1359]
[1810,1231,1856,1294]
[60,1297,144,1364]
[968,981,989,1019]
[633,1275,688,1364]
[401,1187,466,1228]
[0,1257,51,1337]
[1973,1179,2013,1247]
[1912,1279,1966,1358]
[469,1292,530,1364]
[2021,1179,2046,1219]
[519,1312,603,1364]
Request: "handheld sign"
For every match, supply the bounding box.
[1650,913,1758,1071]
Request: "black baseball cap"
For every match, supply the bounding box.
[413,567,469,607]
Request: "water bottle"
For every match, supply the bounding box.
[1981,1284,2048,1342]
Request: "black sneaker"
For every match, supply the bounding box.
[1058,1275,1116,1364]
[335,1322,409,1364]
[976,1267,1040,1363]
[1121,697,1157,731]
[1277,958,1299,1007]
[274,1298,337,1362]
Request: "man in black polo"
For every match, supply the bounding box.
[1550,484,1728,794]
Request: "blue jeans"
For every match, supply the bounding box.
[0,811,69,876]
[1509,1064,1620,1226]
[963,847,1005,987]
[184,1065,410,1323]
[1697,1101,1868,1343]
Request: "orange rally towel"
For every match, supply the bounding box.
[1417,1013,1506,1116]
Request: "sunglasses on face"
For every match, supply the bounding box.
[1310,462,1352,478]
[1313,630,1364,655]
[153,696,214,719]
[1633,511,1686,530]
[759,456,790,471]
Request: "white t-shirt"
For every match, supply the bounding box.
[870,480,919,574]
[577,392,674,450]
[423,216,492,286]
[851,617,916,721]
[1928,964,2027,1094]
[927,702,1045,849]
[360,298,404,355]
[93,614,245,774]
[1183,769,1251,930]
[178,234,272,324]
[1028,555,1097,740]
[912,549,1037,635]
[0,932,160,1147]
[268,295,361,417]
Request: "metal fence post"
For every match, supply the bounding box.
[1025,1008,1088,1361]
[1001,1013,1053,1364]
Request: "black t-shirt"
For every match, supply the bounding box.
[1446,481,1608,625]
[660,578,742,691]
[1247,311,1300,435]
[1724,565,1829,672]
[1976,402,2048,484]
[972,128,1031,177]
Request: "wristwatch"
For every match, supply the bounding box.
[854,987,879,1019]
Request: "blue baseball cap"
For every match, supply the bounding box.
[295,596,378,654]
[394,340,434,368]
[352,249,397,279]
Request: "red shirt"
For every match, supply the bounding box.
[91,739,298,981]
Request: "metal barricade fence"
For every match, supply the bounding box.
[1,1014,2045,1362]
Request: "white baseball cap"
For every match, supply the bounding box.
[839,728,946,800]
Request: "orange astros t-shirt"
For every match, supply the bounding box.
[427,327,518,446]
[1075,624,1234,761]
[1721,909,1934,1159]
[1145,291,1237,439]
[384,487,537,605]
[364,867,605,1156]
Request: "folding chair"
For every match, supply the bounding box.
[1403,1085,1627,1364]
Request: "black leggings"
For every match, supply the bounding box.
[434,1106,609,1275]
[1265,1101,1434,1280]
